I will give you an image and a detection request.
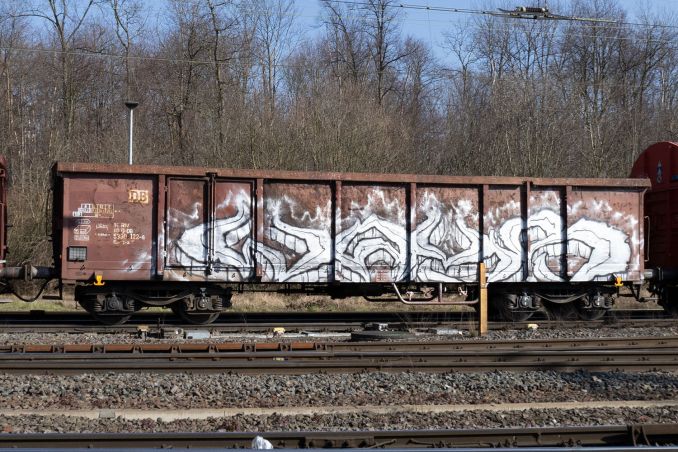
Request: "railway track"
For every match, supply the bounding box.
[0,309,673,334]
[0,424,676,449]
[2,336,678,373]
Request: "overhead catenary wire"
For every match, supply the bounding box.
[1,18,677,69]
[316,0,678,50]
[10,0,677,44]
[0,0,673,87]
[316,15,678,46]
[4,0,675,63]
[78,0,678,35]
[255,0,677,34]
[321,0,678,29]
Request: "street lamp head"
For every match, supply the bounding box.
[125,101,139,110]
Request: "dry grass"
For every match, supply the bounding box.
[230,293,469,313]
[0,299,76,312]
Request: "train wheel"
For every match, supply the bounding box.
[171,303,220,325]
[543,301,577,321]
[89,312,132,325]
[575,305,607,320]
[78,297,132,325]
[490,293,534,321]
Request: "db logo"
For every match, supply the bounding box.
[128,189,149,204]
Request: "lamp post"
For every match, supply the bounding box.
[125,101,139,165]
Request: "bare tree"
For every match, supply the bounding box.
[0,3,28,187]
[252,0,296,114]
[28,0,98,145]
[155,0,211,165]
[204,0,237,154]
[321,0,368,88]
[108,0,144,98]
[363,0,411,105]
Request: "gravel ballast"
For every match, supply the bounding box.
[0,406,676,433]
[0,370,676,410]
[2,326,678,433]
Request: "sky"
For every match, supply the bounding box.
[291,0,678,57]
[137,0,678,64]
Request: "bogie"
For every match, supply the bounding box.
[542,291,614,321]
[78,294,135,325]
[490,292,537,322]
[75,285,233,325]
[574,293,613,320]
[169,289,232,324]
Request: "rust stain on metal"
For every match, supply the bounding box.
[56,161,651,188]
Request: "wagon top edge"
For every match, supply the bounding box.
[53,161,651,189]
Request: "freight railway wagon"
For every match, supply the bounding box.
[631,141,678,315]
[47,162,649,324]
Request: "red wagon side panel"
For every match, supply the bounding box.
[60,175,155,281]
[630,141,678,270]
[483,186,523,282]
[527,188,566,282]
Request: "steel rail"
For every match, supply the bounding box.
[1,449,674,452]
[4,335,678,352]
[1,337,678,373]
[0,424,676,448]
[0,310,673,334]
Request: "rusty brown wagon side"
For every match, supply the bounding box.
[630,141,678,316]
[51,162,649,323]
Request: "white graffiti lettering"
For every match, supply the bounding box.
[167,189,637,284]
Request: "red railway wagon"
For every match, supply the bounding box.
[50,162,648,324]
[630,141,678,314]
